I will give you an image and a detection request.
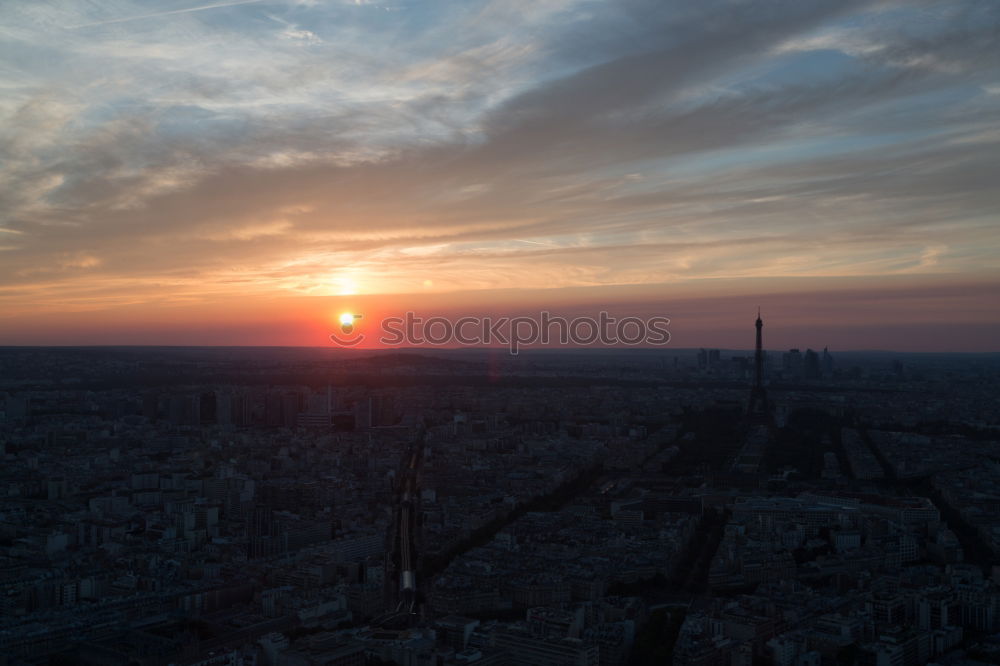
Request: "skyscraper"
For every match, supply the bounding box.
[822,347,834,378]
[803,349,821,380]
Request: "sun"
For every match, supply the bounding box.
[339,312,355,327]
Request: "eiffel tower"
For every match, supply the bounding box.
[747,308,770,420]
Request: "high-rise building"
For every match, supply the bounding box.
[199,391,217,424]
[168,393,200,426]
[783,349,803,378]
[803,349,820,380]
[281,392,302,428]
[216,391,232,426]
[822,347,834,378]
[265,393,283,427]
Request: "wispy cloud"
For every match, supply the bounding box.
[65,0,268,29]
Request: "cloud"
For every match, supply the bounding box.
[0,0,997,343]
[281,27,322,43]
[64,0,268,30]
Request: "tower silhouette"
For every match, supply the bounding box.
[747,308,769,419]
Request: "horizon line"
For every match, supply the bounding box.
[0,344,997,355]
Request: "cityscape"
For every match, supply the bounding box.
[2,0,999,664]
[1,313,999,665]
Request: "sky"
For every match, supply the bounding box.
[0,0,998,350]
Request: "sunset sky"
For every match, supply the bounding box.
[1,0,998,350]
